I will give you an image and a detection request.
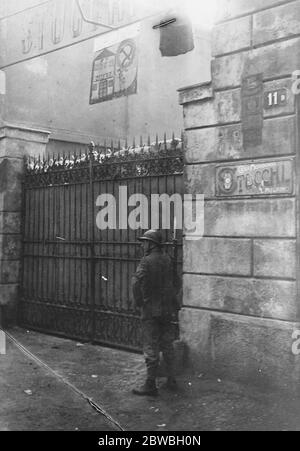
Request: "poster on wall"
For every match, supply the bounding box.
[89,37,138,104]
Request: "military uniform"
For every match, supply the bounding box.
[132,230,180,396]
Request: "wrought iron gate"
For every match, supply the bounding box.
[19,137,183,352]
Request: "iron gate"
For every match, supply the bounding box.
[19,136,183,352]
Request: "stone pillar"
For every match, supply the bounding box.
[0,125,50,326]
[178,0,300,390]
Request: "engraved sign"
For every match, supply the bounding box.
[264,88,288,109]
[216,159,294,197]
[241,74,263,148]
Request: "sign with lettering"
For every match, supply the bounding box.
[241,74,263,148]
[0,0,161,68]
[90,37,138,104]
[264,88,288,109]
[216,159,294,197]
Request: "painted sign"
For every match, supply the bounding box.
[0,0,156,68]
[90,38,138,104]
[241,74,263,148]
[264,88,288,109]
[216,159,294,197]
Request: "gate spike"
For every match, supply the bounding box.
[172,132,175,146]
[140,135,143,148]
[164,132,167,151]
[148,135,151,147]
[133,136,136,149]
[111,139,114,155]
[181,130,184,151]
[156,134,159,150]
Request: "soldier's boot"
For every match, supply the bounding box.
[132,378,158,397]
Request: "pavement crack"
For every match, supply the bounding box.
[5,330,125,432]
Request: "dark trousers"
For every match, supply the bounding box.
[142,317,175,380]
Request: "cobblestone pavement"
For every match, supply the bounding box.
[1,327,300,431]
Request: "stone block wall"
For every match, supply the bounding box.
[0,125,49,326]
[178,0,300,390]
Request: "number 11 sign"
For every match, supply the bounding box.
[264,88,288,109]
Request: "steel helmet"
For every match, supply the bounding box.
[138,230,163,246]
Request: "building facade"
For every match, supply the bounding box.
[1,0,300,392]
[179,0,300,390]
[0,0,211,145]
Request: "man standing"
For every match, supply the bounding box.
[132,230,180,397]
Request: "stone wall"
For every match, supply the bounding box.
[0,125,49,326]
[179,0,300,390]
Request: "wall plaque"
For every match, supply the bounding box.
[264,88,288,109]
[216,159,294,197]
[90,38,138,104]
[241,74,264,148]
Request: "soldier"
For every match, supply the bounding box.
[132,229,180,397]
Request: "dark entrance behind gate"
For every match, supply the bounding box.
[19,137,183,352]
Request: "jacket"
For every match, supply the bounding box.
[132,248,180,320]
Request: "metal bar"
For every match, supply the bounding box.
[85,172,89,311]
[22,254,142,262]
[119,181,123,314]
[32,187,37,303]
[89,143,96,341]
[105,177,109,311]
[18,177,27,326]
[74,176,78,306]
[79,177,83,306]
[22,300,91,313]
[62,184,66,305]
[51,185,56,302]
[40,184,45,301]
[23,240,145,245]
[46,186,51,303]
[25,171,184,188]
[56,185,61,303]
[152,18,176,29]
[113,178,117,313]
[68,182,74,308]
